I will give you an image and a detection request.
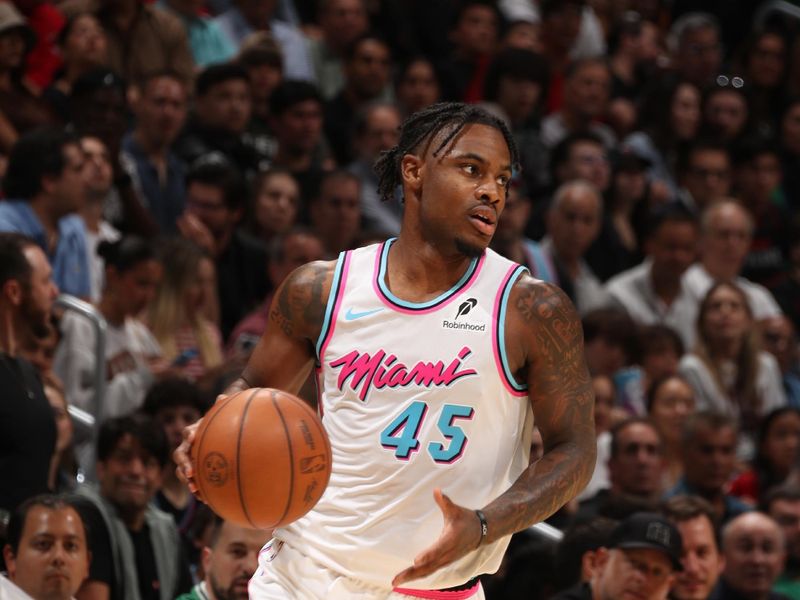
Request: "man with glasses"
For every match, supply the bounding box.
[552,512,683,599]
[677,140,731,213]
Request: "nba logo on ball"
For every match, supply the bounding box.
[192,388,333,529]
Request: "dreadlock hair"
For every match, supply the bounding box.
[374,102,520,203]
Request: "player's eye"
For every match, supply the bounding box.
[462,164,478,175]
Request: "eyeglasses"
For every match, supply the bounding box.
[715,75,745,90]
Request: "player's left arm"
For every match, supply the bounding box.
[393,276,595,587]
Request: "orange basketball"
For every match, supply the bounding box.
[191,388,332,529]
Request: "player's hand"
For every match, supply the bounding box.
[391,488,483,588]
[174,418,204,500]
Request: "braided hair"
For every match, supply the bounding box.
[374,102,520,203]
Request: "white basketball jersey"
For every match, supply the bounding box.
[276,240,533,591]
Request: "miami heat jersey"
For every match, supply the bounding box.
[275,239,533,591]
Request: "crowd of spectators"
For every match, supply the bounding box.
[0,0,799,598]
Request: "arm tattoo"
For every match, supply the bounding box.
[483,279,596,540]
[269,261,333,342]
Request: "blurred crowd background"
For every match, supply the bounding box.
[1,0,800,598]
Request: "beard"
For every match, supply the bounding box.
[210,572,250,600]
[455,237,485,259]
[21,293,52,340]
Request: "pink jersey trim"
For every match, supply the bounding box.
[371,242,486,315]
[392,581,481,599]
[492,264,528,397]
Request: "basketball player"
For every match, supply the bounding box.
[175,102,596,598]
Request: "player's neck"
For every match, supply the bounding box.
[387,236,476,302]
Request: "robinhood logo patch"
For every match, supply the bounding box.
[443,298,485,331]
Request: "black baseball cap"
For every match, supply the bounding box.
[610,512,683,571]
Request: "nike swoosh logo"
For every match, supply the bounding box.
[344,307,384,321]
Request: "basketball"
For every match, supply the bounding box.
[191,388,332,530]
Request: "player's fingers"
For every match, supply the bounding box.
[391,551,452,587]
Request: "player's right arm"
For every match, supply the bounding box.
[174,259,337,493]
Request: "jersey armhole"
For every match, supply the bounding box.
[493,264,529,396]
[314,251,350,366]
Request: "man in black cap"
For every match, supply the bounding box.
[552,512,683,599]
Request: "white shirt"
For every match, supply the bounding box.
[604,259,697,348]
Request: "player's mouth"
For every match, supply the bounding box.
[468,207,496,236]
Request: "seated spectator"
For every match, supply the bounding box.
[733,136,791,289]
[43,12,108,122]
[760,316,800,406]
[730,408,800,506]
[348,102,403,236]
[324,33,393,166]
[309,170,362,259]
[268,80,331,205]
[177,160,269,340]
[0,234,58,522]
[228,228,324,358]
[482,47,550,197]
[699,75,751,146]
[122,71,189,235]
[78,135,120,302]
[54,236,163,424]
[538,0,584,112]
[175,63,268,181]
[624,78,702,198]
[435,0,500,103]
[675,140,732,213]
[576,375,616,501]
[243,168,300,247]
[668,12,722,89]
[682,201,783,343]
[666,411,751,525]
[147,239,224,387]
[575,418,664,523]
[763,485,800,597]
[395,57,441,117]
[75,414,192,599]
[141,378,208,537]
[616,325,686,417]
[581,307,635,378]
[160,0,235,67]
[540,180,609,314]
[0,4,57,150]
[68,68,160,239]
[647,375,695,492]
[679,282,786,454]
[585,147,652,282]
[237,34,283,154]
[490,179,557,283]
[552,512,682,600]
[0,128,90,298]
[214,0,314,81]
[541,58,615,150]
[662,495,725,600]
[712,512,789,600]
[306,0,369,100]
[60,0,194,85]
[551,516,617,593]
[605,205,699,349]
[2,494,90,600]
[176,516,269,600]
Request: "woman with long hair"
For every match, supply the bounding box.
[623,77,701,197]
[147,238,223,387]
[679,281,786,456]
[646,374,695,491]
[730,406,800,505]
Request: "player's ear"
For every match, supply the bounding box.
[401,153,423,194]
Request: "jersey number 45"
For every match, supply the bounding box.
[380,401,474,464]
